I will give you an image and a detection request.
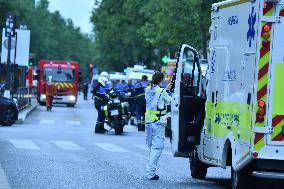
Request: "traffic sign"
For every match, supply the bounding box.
[3,39,15,49]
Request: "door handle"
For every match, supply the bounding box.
[247,93,251,105]
[243,52,256,56]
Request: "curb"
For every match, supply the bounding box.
[16,103,37,124]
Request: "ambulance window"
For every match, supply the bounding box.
[180,47,201,96]
[181,49,196,86]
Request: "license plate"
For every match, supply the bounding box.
[111,109,119,116]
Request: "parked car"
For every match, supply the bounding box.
[0,96,18,126]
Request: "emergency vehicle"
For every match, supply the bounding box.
[125,65,155,83]
[37,60,80,107]
[171,0,284,188]
[161,59,176,81]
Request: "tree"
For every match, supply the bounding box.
[0,0,96,77]
[91,0,221,71]
[91,0,150,71]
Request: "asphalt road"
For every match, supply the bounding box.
[0,94,280,189]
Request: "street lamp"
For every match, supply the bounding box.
[146,38,152,69]
[4,12,16,98]
[19,22,28,30]
[5,12,16,37]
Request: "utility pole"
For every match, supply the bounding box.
[4,12,16,98]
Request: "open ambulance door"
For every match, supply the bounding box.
[171,44,206,157]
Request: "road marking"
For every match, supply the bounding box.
[134,144,172,155]
[124,125,137,130]
[35,140,53,149]
[52,141,84,150]
[0,164,10,189]
[94,143,130,152]
[134,144,148,151]
[40,119,55,125]
[9,140,40,150]
[65,120,81,126]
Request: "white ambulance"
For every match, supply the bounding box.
[171,0,284,188]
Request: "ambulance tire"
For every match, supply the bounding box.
[190,150,207,179]
[231,167,252,189]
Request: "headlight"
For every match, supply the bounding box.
[41,94,46,100]
[69,95,76,102]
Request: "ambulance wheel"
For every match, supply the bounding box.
[190,150,207,179]
[231,167,253,189]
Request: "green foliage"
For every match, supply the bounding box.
[91,0,150,72]
[92,0,222,71]
[0,0,96,77]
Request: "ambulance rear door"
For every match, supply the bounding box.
[266,3,284,149]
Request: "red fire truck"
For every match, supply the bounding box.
[36,60,80,107]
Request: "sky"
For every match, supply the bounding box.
[47,0,95,34]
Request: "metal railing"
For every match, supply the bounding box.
[12,87,32,111]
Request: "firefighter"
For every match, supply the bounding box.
[44,76,57,111]
[94,77,108,133]
[144,72,172,180]
[134,75,149,131]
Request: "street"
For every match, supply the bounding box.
[0,95,231,189]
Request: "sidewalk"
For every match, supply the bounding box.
[16,98,37,123]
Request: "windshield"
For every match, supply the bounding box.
[43,68,75,82]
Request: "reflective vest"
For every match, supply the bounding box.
[45,83,56,96]
[145,86,167,124]
[94,85,107,104]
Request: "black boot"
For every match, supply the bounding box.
[137,122,145,131]
[149,175,159,180]
[95,124,107,134]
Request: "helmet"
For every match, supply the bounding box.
[100,71,109,78]
[98,77,106,87]
[48,76,53,83]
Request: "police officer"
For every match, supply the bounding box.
[82,80,89,100]
[144,72,172,180]
[114,80,126,93]
[134,75,149,131]
[94,77,108,133]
